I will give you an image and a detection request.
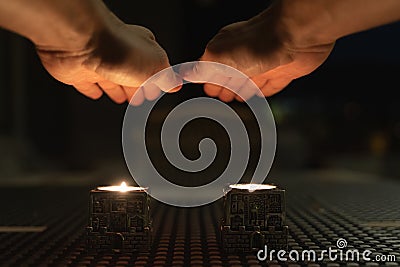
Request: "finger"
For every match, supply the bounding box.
[166,84,182,94]
[256,85,267,97]
[204,83,223,97]
[260,78,292,97]
[97,80,127,104]
[152,67,182,93]
[179,62,205,83]
[142,82,161,101]
[123,86,139,102]
[221,76,248,102]
[218,88,236,102]
[73,82,103,100]
[251,76,269,97]
[130,87,145,106]
[203,74,231,98]
[235,79,259,102]
[179,61,228,83]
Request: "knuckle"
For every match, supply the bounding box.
[138,26,156,40]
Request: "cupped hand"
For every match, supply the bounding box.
[197,5,335,102]
[36,23,180,105]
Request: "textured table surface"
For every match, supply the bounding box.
[0,170,399,266]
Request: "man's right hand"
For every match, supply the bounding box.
[0,0,181,105]
[37,23,180,105]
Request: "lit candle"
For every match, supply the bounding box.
[221,183,288,253]
[229,183,276,192]
[97,181,146,192]
[87,181,151,252]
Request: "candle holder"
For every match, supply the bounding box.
[86,182,151,252]
[221,184,288,253]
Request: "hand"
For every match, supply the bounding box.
[199,3,335,102]
[36,23,179,105]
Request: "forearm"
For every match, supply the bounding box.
[279,0,400,46]
[0,0,119,51]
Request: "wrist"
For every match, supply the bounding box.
[275,0,337,49]
[34,0,121,54]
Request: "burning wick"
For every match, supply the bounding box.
[97,182,146,192]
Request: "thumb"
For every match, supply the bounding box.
[179,60,235,84]
[150,66,183,93]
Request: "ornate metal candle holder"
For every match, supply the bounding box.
[86,182,151,252]
[221,184,288,253]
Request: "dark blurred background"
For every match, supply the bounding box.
[1,0,400,184]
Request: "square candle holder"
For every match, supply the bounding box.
[86,182,151,253]
[221,184,288,253]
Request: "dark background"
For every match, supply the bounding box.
[1,0,400,183]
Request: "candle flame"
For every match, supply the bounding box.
[97,181,147,192]
[229,184,276,192]
[119,181,128,192]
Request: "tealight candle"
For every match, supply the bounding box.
[97,181,144,192]
[86,182,151,252]
[221,183,288,253]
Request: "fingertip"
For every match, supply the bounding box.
[73,83,103,100]
[130,98,144,106]
[154,68,183,93]
[255,94,266,99]
[218,88,235,103]
[123,86,138,102]
[129,87,145,106]
[235,95,245,102]
[179,61,212,83]
[86,90,103,100]
[256,89,264,97]
[114,97,127,104]
[105,90,127,104]
[218,96,234,103]
[143,84,161,101]
[204,83,222,97]
[178,65,196,82]
[166,84,182,93]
